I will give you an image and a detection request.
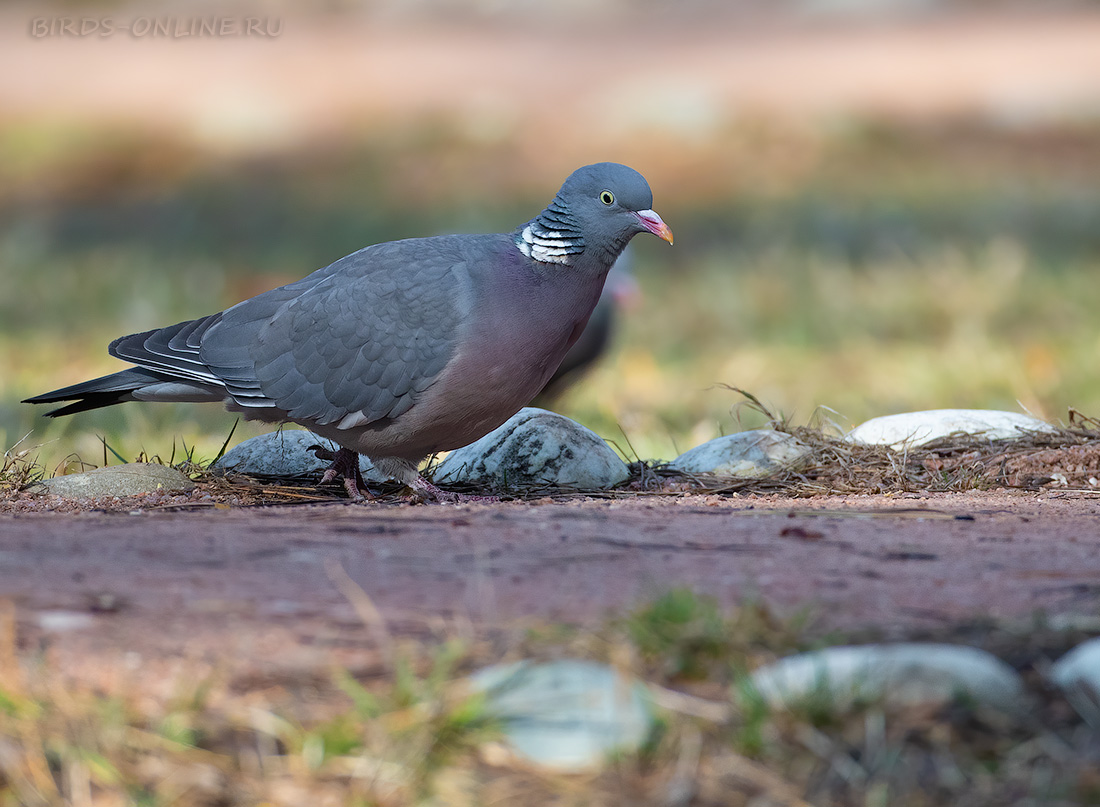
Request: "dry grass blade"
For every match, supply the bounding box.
[720,384,790,432]
[325,559,395,668]
[715,750,815,807]
[664,723,703,807]
[0,439,44,494]
[0,600,21,696]
[646,682,733,722]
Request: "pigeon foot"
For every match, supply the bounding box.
[309,445,375,500]
[409,477,499,504]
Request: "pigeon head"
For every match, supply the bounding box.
[517,162,673,267]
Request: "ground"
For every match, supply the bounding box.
[5,489,1100,692]
[3,485,1100,805]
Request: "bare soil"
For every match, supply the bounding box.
[3,489,1100,692]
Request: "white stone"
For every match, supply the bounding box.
[432,408,628,490]
[36,611,97,633]
[469,660,654,772]
[749,644,1027,714]
[1049,637,1100,727]
[669,430,810,478]
[213,430,385,483]
[29,463,195,498]
[846,409,1055,449]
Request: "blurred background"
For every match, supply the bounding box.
[4,0,1100,472]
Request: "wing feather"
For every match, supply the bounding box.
[93,235,479,427]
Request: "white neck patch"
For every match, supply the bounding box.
[516,224,576,266]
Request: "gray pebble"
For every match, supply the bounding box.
[469,659,654,771]
[213,430,385,483]
[749,643,1028,714]
[1049,637,1100,728]
[669,430,810,478]
[432,408,628,490]
[29,463,195,498]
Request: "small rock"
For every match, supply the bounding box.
[1049,637,1100,728]
[669,430,810,478]
[432,408,628,490]
[749,643,1027,714]
[36,611,97,633]
[213,430,385,483]
[29,463,195,498]
[469,659,654,772]
[846,409,1055,449]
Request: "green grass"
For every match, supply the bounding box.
[0,637,500,806]
[0,589,1095,806]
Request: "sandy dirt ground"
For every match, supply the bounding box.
[4,490,1100,690]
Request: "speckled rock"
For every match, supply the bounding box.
[750,643,1027,714]
[847,409,1055,449]
[213,430,385,483]
[669,430,810,478]
[1049,637,1100,727]
[469,659,654,772]
[29,463,195,498]
[432,408,628,490]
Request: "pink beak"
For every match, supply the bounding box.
[635,209,674,245]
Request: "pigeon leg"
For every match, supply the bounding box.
[309,445,374,500]
[409,476,500,504]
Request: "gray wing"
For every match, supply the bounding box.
[112,236,471,428]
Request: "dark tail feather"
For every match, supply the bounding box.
[22,368,167,418]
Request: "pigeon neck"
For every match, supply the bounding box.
[515,195,585,266]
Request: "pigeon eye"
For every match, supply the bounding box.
[599,191,615,206]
